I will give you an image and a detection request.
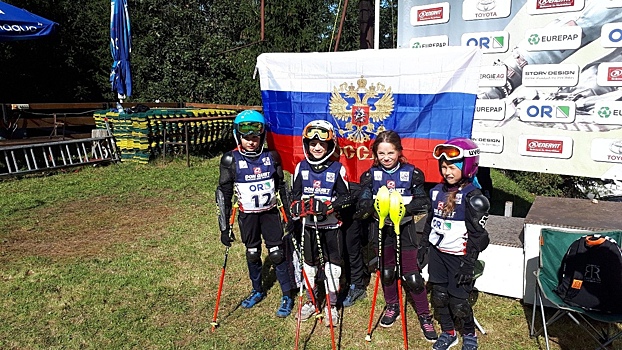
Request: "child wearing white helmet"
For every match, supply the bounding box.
[290,120,356,327]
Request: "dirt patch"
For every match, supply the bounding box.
[0,195,174,262]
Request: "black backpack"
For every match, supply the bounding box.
[554,234,622,314]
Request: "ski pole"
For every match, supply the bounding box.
[366,186,391,342]
[389,190,408,350]
[294,214,306,350]
[313,213,337,350]
[210,202,238,332]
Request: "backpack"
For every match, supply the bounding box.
[554,234,622,314]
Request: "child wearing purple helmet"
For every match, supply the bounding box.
[420,137,490,350]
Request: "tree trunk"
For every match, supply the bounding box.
[359,0,374,49]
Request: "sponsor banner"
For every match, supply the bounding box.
[518,135,573,159]
[461,31,509,53]
[411,2,450,26]
[597,62,622,86]
[524,26,582,51]
[526,0,586,15]
[409,35,449,49]
[592,102,622,125]
[517,100,576,123]
[474,99,506,120]
[472,131,504,153]
[601,23,622,48]
[479,65,507,87]
[522,63,579,87]
[606,0,622,9]
[591,138,622,164]
[462,0,512,21]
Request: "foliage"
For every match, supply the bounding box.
[501,170,614,199]
[0,0,394,105]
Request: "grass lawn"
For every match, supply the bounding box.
[0,157,619,349]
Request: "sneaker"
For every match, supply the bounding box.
[296,301,317,321]
[433,332,459,350]
[419,314,438,342]
[241,289,265,309]
[323,306,339,327]
[379,303,400,328]
[342,284,366,307]
[276,295,294,318]
[461,333,478,350]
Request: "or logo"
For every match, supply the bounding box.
[526,139,563,154]
[608,67,622,81]
[313,180,321,188]
[536,0,575,9]
[329,76,395,143]
[443,222,452,230]
[462,31,509,53]
[418,7,444,21]
[528,34,540,45]
[599,107,612,118]
[386,180,396,189]
[477,0,496,11]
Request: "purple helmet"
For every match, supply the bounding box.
[432,137,480,179]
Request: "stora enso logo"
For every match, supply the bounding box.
[536,0,574,9]
[418,7,443,21]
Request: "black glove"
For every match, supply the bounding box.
[291,200,305,218]
[220,230,234,247]
[353,199,374,220]
[305,197,333,215]
[455,258,475,285]
[417,244,429,270]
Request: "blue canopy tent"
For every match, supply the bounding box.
[110,0,132,105]
[0,1,58,41]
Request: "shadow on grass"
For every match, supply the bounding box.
[490,188,533,217]
[522,303,622,350]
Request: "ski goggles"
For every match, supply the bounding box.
[236,122,264,136]
[303,125,333,141]
[432,144,477,160]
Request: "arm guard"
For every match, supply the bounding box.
[215,188,231,233]
[465,190,490,254]
[404,167,430,216]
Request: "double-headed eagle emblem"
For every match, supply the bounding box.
[329,76,395,143]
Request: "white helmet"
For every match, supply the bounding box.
[302,120,337,165]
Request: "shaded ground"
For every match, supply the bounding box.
[0,195,173,263]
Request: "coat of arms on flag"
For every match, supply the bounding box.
[329,76,394,143]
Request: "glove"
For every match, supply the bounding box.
[220,230,234,247]
[417,244,429,270]
[305,197,333,216]
[353,199,374,220]
[455,258,475,285]
[291,200,305,218]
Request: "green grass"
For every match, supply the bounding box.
[0,157,618,349]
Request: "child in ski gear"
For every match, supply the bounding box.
[215,110,295,318]
[422,137,490,350]
[355,130,437,341]
[290,120,356,327]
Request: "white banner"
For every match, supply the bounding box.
[398,0,622,180]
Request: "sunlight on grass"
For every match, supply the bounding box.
[0,158,618,349]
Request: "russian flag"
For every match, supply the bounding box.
[256,47,482,183]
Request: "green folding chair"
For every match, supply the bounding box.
[530,228,622,350]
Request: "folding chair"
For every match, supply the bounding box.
[530,228,622,350]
